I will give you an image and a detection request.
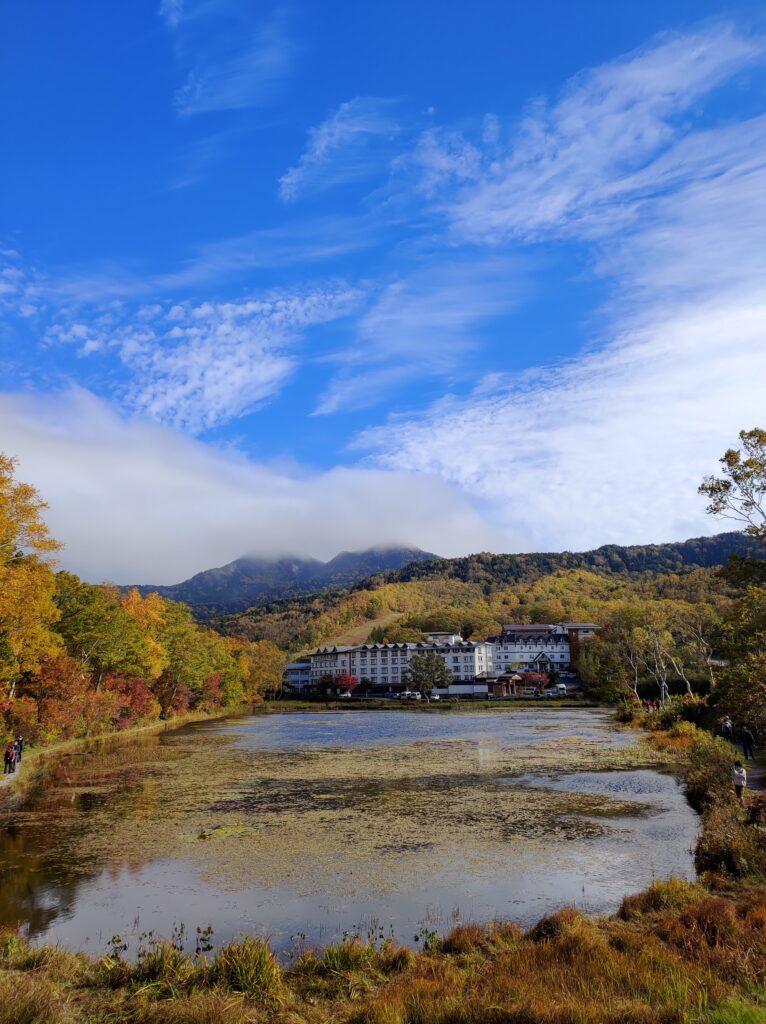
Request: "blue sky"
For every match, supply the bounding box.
[2,0,766,582]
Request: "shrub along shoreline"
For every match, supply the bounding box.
[1,716,765,1023]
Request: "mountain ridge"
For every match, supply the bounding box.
[134,531,765,622]
[369,531,765,589]
[133,545,437,615]
[216,531,766,650]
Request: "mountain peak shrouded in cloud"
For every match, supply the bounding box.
[133,545,438,614]
[0,389,504,584]
[2,6,765,570]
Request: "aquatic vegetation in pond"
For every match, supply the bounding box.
[0,710,697,955]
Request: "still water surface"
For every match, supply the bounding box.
[0,709,697,955]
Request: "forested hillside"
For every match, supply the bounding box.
[219,532,762,653]
[0,456,286,747]
[2,428,765,745]
[134,546,437,615]
[380,532,764,587]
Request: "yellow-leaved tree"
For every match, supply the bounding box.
[0,455,63,696]
[236,640,287,701]
[120,588,170,680]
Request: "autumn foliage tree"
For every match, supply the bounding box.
[403,653,452,696]
[0,455,62,696]
[0,453,288,747]
[699,428,766,539]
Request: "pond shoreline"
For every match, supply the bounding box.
[0,699,604,811]
[0,712,760,1022]
[0,704,255,814]
[0,707,695,960]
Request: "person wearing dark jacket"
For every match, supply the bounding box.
[3,744,16,774]
[741,725,756,761]
[14,737,23,763]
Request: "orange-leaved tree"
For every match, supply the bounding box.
[0,454,63,696]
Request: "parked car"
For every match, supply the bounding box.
[429,693,441,701]
[521,686,538,697]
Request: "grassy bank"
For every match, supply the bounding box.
[0,704,255,812]
[1,716,765,1022]
[1,877,765,1023]
[621,709,766,880]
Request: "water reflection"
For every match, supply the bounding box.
[0,710,698,956]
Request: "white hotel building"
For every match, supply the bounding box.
[309,633,493,692]
[303,622,598,696]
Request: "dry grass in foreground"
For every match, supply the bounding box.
[3,718,765,1023]
[1,877,766,1023]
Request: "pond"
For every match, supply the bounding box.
[0,709,698,957]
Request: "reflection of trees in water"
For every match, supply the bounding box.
[0,739,170,939]
[0,823,83,936]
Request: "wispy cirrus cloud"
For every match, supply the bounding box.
[356,258,524,363]
[40,214,382,303]
[47,285,363,433]
[355,23,766,549]
[315,257,526,415]
[160,1,295,117]
[418,24,763,243]
[357,287,766,549]
[279,97,400,201]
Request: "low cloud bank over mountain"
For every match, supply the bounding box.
[0,388,505,584]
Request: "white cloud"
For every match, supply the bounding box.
[162,3,295,117]
[279,97,399,201]
[408,128,483,198]
[0,250,43,316]
[355,24,766,551]
[48,287,363,433]
[315,258,526,414]
[0,389,506,583]
[358,286,766,550]
[420,24,763,243]
[158,0,184,29]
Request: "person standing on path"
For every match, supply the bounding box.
[722,716,734,741]
[732,759,747,802]
[14,737,23,763]
[741,725,756,761]
[3,743,16,775]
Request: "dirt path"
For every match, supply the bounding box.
[747,755,765,793]
[0,759,21,788]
